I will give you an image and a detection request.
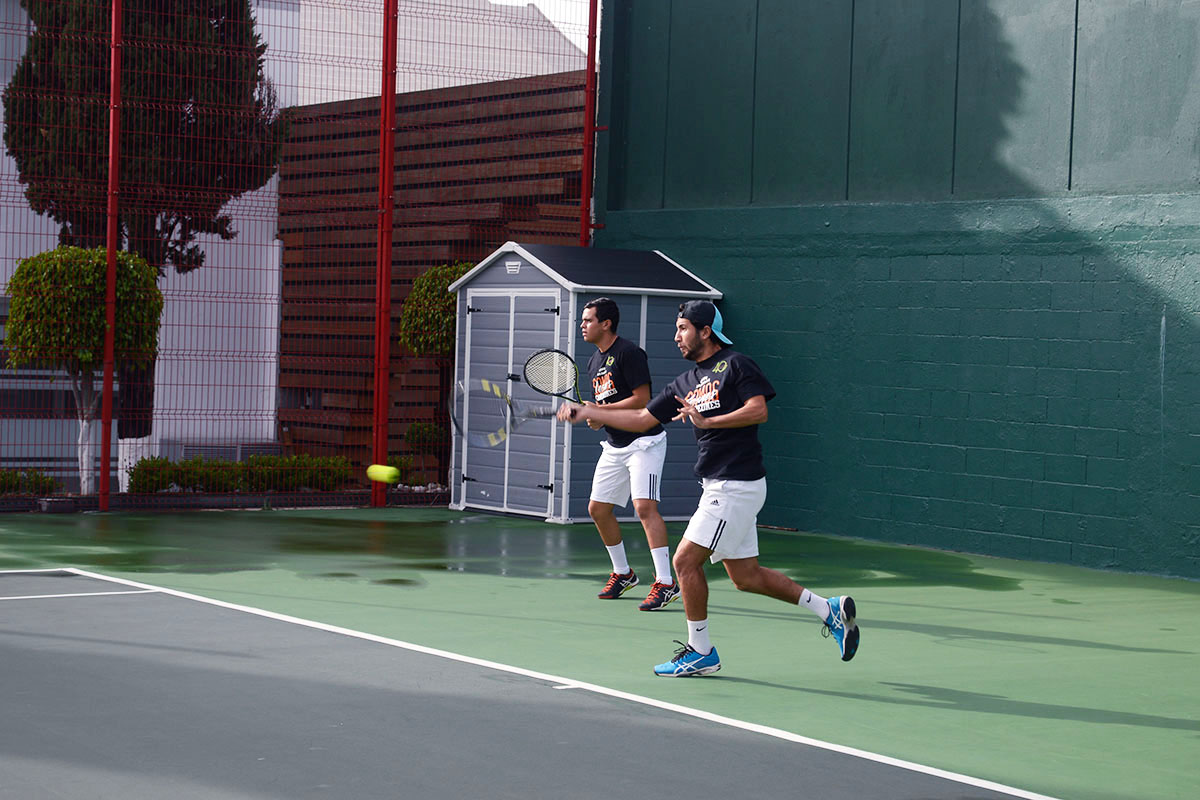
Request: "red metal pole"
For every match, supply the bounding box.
[99,0,123,510]
[579,0,600,247]
[371,0,399,507]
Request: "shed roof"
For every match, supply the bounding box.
[448,242,721,299]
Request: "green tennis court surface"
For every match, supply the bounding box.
[2,508,1196,800]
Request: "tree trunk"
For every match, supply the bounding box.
[77,418,96,496]
[436,358,452,487]
[71,369,99,495]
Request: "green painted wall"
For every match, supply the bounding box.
[595,0,1200,578]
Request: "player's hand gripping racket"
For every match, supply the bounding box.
[449,378,554,448]
[522,348,582,403]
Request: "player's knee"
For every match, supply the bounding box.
[672,548,701,576]
[728,569,763,594]
[632,499,660,523]
[730,576,756,593]
[588,500,614,521]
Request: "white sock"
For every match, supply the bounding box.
[687,619,712,655]
[606,543,630,574]
[799,588,831,621]
[650,546,673,585]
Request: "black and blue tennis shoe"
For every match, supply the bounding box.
[653,641,721,676]
[823,595,859,662]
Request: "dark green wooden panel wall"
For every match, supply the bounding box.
[847,0,958,200]
[1073,0,1200,192]
[607,1,671,210]
[663,1,757,207]
[602,0,1200,209]
[752,1,852,203]
[954,0,1075,196]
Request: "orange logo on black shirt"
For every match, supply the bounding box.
[593,372,617,401]
[685,378,721,412]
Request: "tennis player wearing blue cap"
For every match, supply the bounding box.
[558,300,859,676]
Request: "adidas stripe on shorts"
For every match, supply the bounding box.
[683,477,768,563]
[589,432,667,506]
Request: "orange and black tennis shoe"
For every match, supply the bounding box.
[598,570,639,599]
[638,581,680,611]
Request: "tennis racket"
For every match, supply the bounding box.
[448,378,554,448]
[522,348,582,402]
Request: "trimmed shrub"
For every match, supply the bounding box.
[172,456,241,493]
[1,469,60,495]
[244,454,288,492]
[0,470,21,494]
[128,457,176,494]
[21,470,58,496]
[397,261,472,357]
[129,453,354,494]
[387,454,413,485]
[305,455,352,491]
[405,421,445,455]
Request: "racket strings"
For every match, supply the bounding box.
[525,351,576,394]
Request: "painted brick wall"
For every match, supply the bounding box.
[598,198,1200,579]
[593,0,1200,578]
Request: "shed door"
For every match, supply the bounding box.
[460,291,560,516]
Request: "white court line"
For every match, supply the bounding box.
[64,567,1060,800]
[0,568,73,574]
[1,589,158,601]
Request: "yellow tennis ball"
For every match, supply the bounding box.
[366,464,400,484]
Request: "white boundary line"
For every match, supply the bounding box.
[1,589,157,601]
[0,568,73,574]
[55,567,1057,800]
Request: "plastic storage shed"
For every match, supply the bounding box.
[447,241,721,523]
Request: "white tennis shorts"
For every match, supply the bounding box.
[682,477,768,563]
[589,432,667,507]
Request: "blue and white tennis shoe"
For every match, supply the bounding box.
[653,641,721,676]
[823,595,859,662]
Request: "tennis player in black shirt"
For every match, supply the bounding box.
[579,298,679,611]
[559,300,859,676]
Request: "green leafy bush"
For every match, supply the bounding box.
[397,261,471,356]
[173,456,241,493]
[200,459,242,493]
[0,469,59,495]
[3,246,162,374]
[387,454,413,485]
[128,456,176,494]
[0,470,20,494]
[243,454,290,492]
[22,470,59,496]
[173,456,204,492]
[303,455,352,491]
[405,422,445,455]
[129,453,354,493]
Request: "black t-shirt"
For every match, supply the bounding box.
[586,336,664,448]
[646,348,776,480]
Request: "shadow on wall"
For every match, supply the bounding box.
[801,2,1199,578]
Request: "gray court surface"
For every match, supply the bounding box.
[2,571,1022,800]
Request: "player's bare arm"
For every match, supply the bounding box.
[673,394,767,429]
[583,384,650,429]
[558,401,659,432]
[599,383,650,410]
